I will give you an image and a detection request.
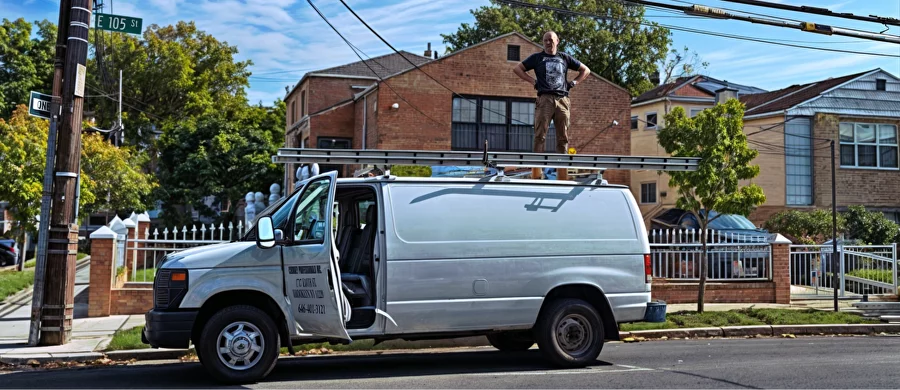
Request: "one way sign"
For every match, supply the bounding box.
[28,91,52,119]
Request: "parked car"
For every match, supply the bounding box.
[144,171,658,384]
[0,239,19,267]
[649,208,770,279]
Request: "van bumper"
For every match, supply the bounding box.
[143,309,198,349]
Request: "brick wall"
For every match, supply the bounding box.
[109,288,154,315]
[651,241,792,304]
[309,102,355,147]
[308,77,371,115]
[814,113,900,210]
[652,281,776,304]
[372,34,632,185]
[672,83,712,98]
[88,237,115,317]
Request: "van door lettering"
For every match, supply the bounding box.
[295,278,317,288]
[298,304,326,315]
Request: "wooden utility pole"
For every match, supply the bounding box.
[32,0,93,346]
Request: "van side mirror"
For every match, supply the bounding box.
[256,216,276,249]
[274,229,283,241]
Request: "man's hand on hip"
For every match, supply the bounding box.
[567,80,577,89]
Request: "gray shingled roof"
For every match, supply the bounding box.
[312,51,432,79]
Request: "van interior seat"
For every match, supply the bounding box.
[340,204,377,307]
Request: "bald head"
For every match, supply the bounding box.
[542,31,559,55]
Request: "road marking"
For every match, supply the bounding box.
[466,365,654,377]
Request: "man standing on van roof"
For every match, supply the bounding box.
[513,31,591,181]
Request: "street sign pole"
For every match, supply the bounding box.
[28,0,71,347]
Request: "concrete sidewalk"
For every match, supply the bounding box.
[0,257,146,363]
[667,299,860,313]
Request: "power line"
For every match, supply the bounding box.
[720,0,900,27]
[306,0,448,127]
[615,0,900,43]
[333,0,535,127]
[496,0,900,57]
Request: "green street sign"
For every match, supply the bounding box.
[95,13,142,35]
[28,91,52,119]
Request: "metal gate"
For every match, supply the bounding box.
[790,244,898,299]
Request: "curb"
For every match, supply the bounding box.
[619,323,900,340]
[105,349,187,361]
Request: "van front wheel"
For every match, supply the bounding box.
[197,305,280,384]
[534,298,604,367]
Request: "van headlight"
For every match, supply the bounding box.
[154,269,188,310]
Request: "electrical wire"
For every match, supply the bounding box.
[496,0,899,58]
[333,0,537,127]
[307,0,448,127]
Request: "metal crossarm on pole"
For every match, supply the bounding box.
[272,148,701,172]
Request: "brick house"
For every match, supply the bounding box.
[630,68,900,227]
[283,32,632,191]
[629,75,766,223]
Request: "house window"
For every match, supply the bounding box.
[301,90,307,117]
[507,45,520,61]
[640,182,657,204]
[876,79,887,91]
[317,137,352,149]
[289,101,295,124]
[631,116,638,130]
[690,108,704,118]
[840,122,898,169]
[646,112,658,130]
[451,96,555,152]
[785,117,813,205]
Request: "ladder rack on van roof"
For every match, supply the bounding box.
[272,146,700,172]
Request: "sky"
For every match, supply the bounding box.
[3,0,899,105]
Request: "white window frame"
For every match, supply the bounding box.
[839,122,899,170]
[640,182,657,204]
[645,112,658,130]
[689,108,704,118]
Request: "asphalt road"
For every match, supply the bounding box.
[2,336,900,388]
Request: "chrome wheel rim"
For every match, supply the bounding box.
[216,321,265,371]
[555,314,592,356]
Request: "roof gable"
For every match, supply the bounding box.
[311,50,432,79]
[379,31,631,95]
[740,70,873,115]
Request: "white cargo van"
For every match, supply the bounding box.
[143,169,657,383]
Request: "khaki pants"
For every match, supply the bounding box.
[534,94,570,154]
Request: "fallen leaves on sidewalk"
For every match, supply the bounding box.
[0,357,134,372]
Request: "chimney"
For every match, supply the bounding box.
[433,51,438,59]
[424,42,433,58]
[650,71,660,86]
[715,87,738,105]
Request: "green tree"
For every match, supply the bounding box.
[0,18,56,119]
[657,99,766,312]
[763,209,845,245]
[0,106,156,259]
[441,0,671,96]
[154,101,285,226]
[80,133,157,216]
[843,205,899,245]
[85,21,252,147]
[661,45,709,84]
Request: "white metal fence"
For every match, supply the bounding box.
[127,222,246,283]
[649,229,772,281]
[790,244,898,297]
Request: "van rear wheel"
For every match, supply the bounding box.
[197,305,280,384]
[487,331,534,352]
[534,298,605,367]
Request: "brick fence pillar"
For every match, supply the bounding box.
[88,226,117,317]
[770,233,792,304]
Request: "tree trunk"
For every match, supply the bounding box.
[698,225,707,313]
[17,229,27,272]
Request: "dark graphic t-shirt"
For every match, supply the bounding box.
[521,51,583,96]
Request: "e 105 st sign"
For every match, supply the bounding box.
[95,13,142,35]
